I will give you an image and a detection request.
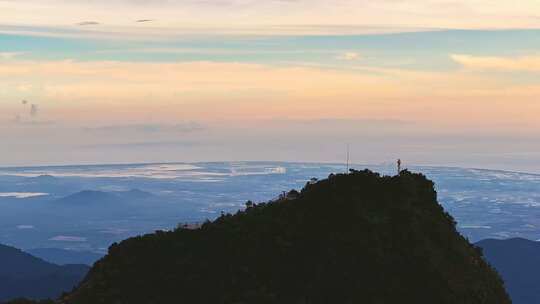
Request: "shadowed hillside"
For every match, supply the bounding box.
[27,248,103,266]
[61,170,510,304]
[0,244,89,302]
[477,238,540,304]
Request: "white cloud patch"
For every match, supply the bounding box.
[337,52,361,61]
[49,235,87,242]
[451,54,540,72]
[0,52,24,60]
[16,225,35,229]
[0,192,49,198]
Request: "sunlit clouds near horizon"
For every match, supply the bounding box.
[1,1,540,171]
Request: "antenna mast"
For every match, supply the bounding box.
[346,144,350,173]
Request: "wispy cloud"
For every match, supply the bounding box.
[451,54,540,72]
[16,225,35,229]
[49,235,87,242]
[0,24,437,40]
[77,21,101,26]
[0,52,25,60]
[82,123,205,134]
[1,58,538,125]
[0,192,48,198]
[1,0,540,34]
[80,140,203,149]
[10,119,55,126]
[336,52,361,61]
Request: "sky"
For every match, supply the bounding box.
[1,1,540,172]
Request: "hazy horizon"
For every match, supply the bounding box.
[2,160,540,177]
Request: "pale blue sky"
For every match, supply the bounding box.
[3,29,540,68]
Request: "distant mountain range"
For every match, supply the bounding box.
[27,248,102,266]
[476,238,540,304]
[0,244,89,302]
[2,162,540,254]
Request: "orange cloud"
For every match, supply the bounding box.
[1,59,539,134]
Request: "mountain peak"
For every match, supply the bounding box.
[61,170,511,304]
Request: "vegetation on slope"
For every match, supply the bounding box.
[62,170,510,304]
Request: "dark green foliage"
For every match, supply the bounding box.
[62,170,511,304]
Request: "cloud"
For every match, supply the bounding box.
[284,118,411,126]
[0,52,24,60]
[82,123,205,134]
[451,54,540,72]
[337,52,361,61]
[0,192,48,198]
[49,235,87,242]
[0,24,435,40]
[16,225,35,229]
[81,140,203,149]
[2,0,540,35]
[1,58,540,138]
[11,120,56,126]
[0,59,398,102]
[77,21,100,26]
[135,19,153,23]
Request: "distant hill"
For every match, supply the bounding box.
[62,170,510,304]
[26,175,57,183]
[118,189,154,200]
[476,238,540,304]
[27,248,103,266]
[54,190,118,206]
[0,244,89,302]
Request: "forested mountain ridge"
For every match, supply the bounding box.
[59,170,510,304]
